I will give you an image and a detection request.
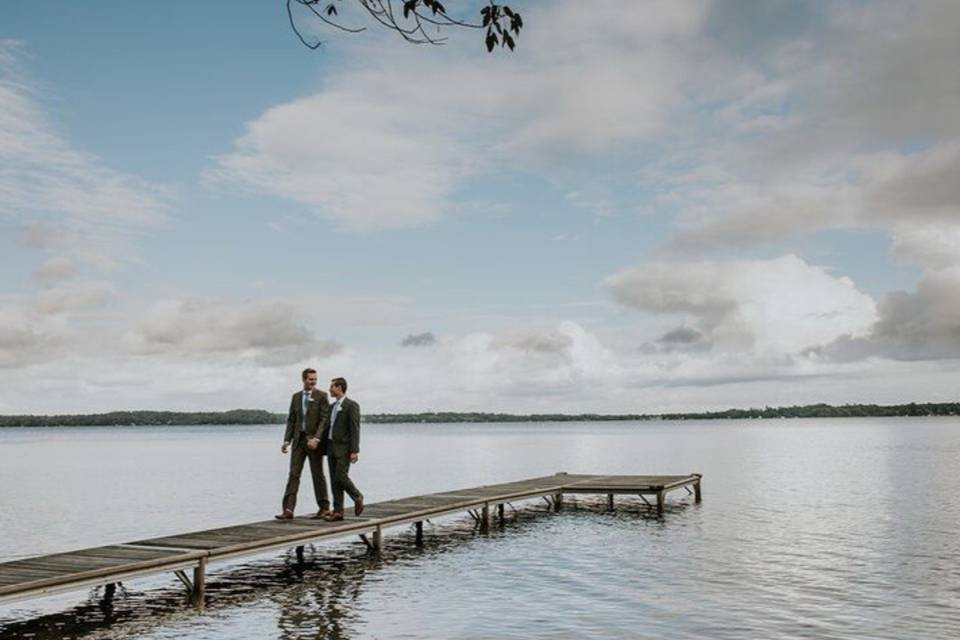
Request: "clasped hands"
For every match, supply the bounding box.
[280,439,358,462]
[280,439,320,453]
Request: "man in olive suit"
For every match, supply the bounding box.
[275,368,331,520]
[321,377,364,521]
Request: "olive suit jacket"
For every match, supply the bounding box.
[320,397,360,459]
[283,388,329,448]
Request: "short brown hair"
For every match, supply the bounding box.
[331,377,347,393]
[302,368,317,380]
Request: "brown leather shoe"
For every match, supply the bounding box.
[274,509,294,520]
[311,509,332,520]
[354,495,365,517]
[324,511,344,521]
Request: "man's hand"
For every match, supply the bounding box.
[350,452,359,464]
[281,441,290,454]
[307,437,320,451]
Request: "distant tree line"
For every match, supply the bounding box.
[659,402,960,421]
[0,409,282,427]
[364,412,653,423]
[0,402,957,427]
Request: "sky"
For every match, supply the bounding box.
[1,1,958,415]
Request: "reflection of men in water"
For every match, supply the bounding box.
[275,551,366,639]
[322,377,364,521]
[276,368,331,520]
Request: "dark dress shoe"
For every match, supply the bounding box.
[324,512,344,521]
[274,509,294,520]
[354,495,365,517]
[311,509,332,520]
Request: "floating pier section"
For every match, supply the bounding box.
[0,472,701,611]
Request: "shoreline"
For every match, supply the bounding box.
[0,402,957,427]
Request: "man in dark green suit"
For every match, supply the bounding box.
[321,377,364,521]
[275,368,331,520]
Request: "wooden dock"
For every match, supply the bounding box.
[0,472,701,611]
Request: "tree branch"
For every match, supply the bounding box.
[287,0,523,51]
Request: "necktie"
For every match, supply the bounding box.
[301,392,309,432]
[329,400,341,439]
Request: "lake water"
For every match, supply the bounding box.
[1,418,958,639]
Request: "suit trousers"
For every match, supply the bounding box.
[328,454,362,513]
[282,438,329,513]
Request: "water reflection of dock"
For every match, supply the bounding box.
[0,472,701,611]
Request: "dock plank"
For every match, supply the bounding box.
[0,567,69,581]
[72,546,191,561]
[0,472,701,606]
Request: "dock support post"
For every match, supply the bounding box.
[607,494,614,511]
[372,525,382,552]
[554,493,563,512]
[192,558,206,613]
[694,474,702,503]
[481,503,490,532]
[497,503,505,526]
[656,490,665,516]
[415,521,423,547]
[295,545,305,564]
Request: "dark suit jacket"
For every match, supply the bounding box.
[283,388,329,445]
[320,397,360,458]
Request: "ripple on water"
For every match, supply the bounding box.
[3,419,960,639]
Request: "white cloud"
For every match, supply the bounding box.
[125,298,342,366]
[212,90,472,231]
[657,1,960,250]
[35,281,115,315]
[814,267,960,362]
[494,0,704,156]
[4,5,960,414]
[337,320,624,411]
[0,303,69,369]
[0,42,168,269]
[817,1,960,145]
[491,326,574,358]
[213,1,708,230]
[0,306,955,414]
[861,142,960,224]
[605,254,877,356]
[890,223,960,271]
[294,316,956,414]
[664,141,960,252]
[0,287,416,375]
[0,42,173,374]
[32,257,78,286]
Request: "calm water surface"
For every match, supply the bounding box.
[1,418,958,639]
